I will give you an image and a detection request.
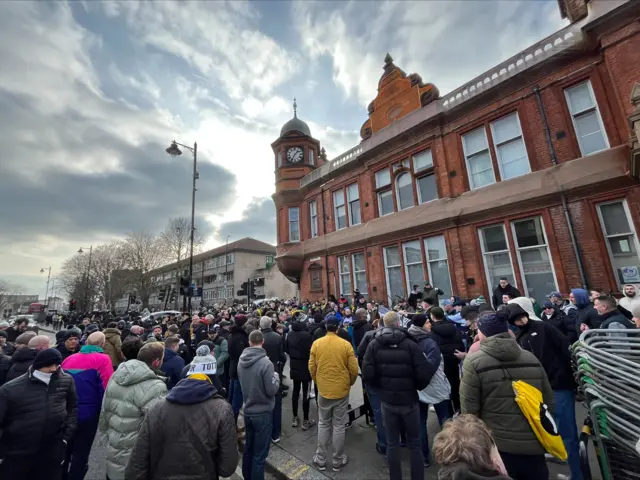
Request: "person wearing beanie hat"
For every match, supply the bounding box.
[460,310,554,480]
[207,327,230,392]
[57,329,80,361]
[125,360,238,480]
[179,344,224,395]
[0,347,77,479]
[507,303,584,480]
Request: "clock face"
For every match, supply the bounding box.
[286,146,304,163]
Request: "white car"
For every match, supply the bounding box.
[140,310,183,323]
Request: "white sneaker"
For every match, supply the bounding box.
[309,390,316,399]
[556,475,570,480]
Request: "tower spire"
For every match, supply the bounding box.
[293,97,297,118]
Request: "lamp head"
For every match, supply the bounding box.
[166,141,182,157]
[40,268,45,273]
[78,248,83,254]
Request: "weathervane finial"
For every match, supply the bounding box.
[293,97,297,118]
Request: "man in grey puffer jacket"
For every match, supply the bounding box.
[238,330,280,480]
[99,342,167,480]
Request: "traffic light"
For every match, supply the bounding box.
[179,276,190,295]
[248,280,255,299]
[158,286,167,302]
[237,282,248,297]
[69,299,77,311]
[169,288,177,302]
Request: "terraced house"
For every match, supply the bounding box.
[273,0,640,305]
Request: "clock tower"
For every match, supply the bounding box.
[272,99,325,194]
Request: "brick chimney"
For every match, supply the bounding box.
[558,0,589,23]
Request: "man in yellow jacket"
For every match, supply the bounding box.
[308,315,358,473]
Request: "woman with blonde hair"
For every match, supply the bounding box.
[433,414,511,479]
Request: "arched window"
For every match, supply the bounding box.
[396,172,414,210]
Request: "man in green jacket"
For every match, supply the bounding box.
[99,342,167,480]
[460,310,554,480]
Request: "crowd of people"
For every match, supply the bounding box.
[0,282,638,480]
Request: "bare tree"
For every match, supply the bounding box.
[121,231,166,307]
[91,242,128,310]
[0,280,23,316]
[59,253,98,311]
[159,217,205,308]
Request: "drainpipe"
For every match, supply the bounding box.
[534,86,588,290]
[320,185,331,296]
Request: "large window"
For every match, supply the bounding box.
[226,253,234,265]
[490,113,530,180]
[334,190,347,230]
[565,81,609,156]
[352,253,368,296]
[338,256,351,295]
[479,225,517,291]
[347,183,361,225]
[414,149,438,204]
[511,217,557,302]
[424,235,452,299]
[597,200,640,288]
[396,172,414,210]
[288,207,300,242]
[462,112,530,190]
[383,246,404,305]
[403,240,425,291]
[376,169,394,216]
[309,200,318,238]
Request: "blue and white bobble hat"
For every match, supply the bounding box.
[187,345,217,376]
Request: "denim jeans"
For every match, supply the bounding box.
[272,391,282,440]
[554,389,583,480]
[228,378,243,421]
[242,412,273,480]
[382,402,424,480]
[366,384,387,450]
[418,400,451,461]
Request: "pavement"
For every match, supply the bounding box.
[41,326,599,480]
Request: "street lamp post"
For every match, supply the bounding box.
[40,266,51,309]
[166,140,198,313]
[78,246,93,312]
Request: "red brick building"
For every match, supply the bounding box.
[273,0,640,306]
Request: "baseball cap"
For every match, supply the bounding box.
[546,291,562,299]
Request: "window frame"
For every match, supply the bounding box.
[423,235,453,298]
[383,245,403,306]
[402,240,425,292]
[489,112,531,181]
[309,200,318,238]
[347,183,361,226]
[375,168,394,217]
[288,207,300,242]
[461,126,496,190]
[596,199,640,290]
[413,149,438,205]
[478,224,518,292]
[351,252,368,296]
[309,148,315,166]
[310,268,322,291]
[564,80,610,156]
[333,189,347,231]
[509,216,558,298]
[337,255,351,296]
[395,171,415,211]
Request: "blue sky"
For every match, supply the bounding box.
[0,0,567,297]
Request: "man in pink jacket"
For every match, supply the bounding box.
[62,331,113,480]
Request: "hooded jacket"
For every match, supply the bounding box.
[99,360,167,480]
[103,328,125,368]
[571,288,602,334]
[62,345,114,422]
[237,347,280,415]
[507,297,541,321]
[228,325,249,379]
[351,317,373,351]
[460,332,554,455]
[285,321,313,382]
[619,284,640,313]
[124,377,238,480]
[5,347,37,382]
[491,283,522,309]
[437,464,513,480]
[160,348,185,390]
[362,326,432,405]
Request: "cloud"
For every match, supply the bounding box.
[214,197,277,246]
[293,0,567,107]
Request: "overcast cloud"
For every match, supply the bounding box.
[0,0,566,297]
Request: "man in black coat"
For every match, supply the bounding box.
[0,348,77,479]
[363,311,432,479]
[285,317,315,430]
[351,308,373,351]
[491,277,522,310]
[227,314,249,423]
[259,316,286,442]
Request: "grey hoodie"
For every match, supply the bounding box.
[237,346,280,415]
